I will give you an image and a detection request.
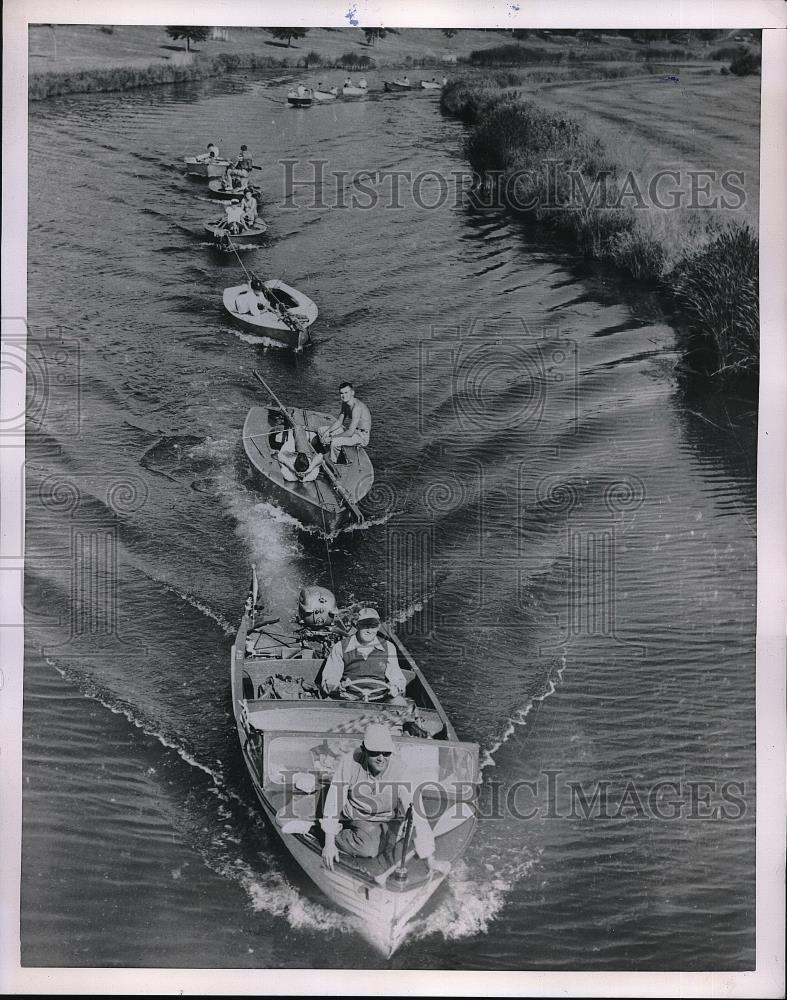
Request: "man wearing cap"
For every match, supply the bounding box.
[321,723,443,871]
[320,608,405,698]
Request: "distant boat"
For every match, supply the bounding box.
[204,217,268,249]
[342,84,368,97]
[384,79,412,92]
[287,89,313,107]
[419,79,442,90]
[184,155,231,178]
[230,570,480,953]
[313,88,338,102]
[207,178,259,200]
[223,281,317,351]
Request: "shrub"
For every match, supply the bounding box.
[303,50,322,66]
[98,25,114,35]
[672,224,759,376]
[729,49,761,76]
[337,51,374,69]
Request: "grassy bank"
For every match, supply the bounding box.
[441,77,759,382]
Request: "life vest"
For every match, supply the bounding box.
[340,635,389,681]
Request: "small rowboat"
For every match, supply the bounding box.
[230,572,479,955]
[208,179,259,200]
[419,79,442,90]
[204,218,268,248]
[313,88,338,102]
[341,85,368,98]
[287,90,313,107]
[243,402,373,532]
[223,281,317,351]
[184,155,231,178]
[383,79,412,92]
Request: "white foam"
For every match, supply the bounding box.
[408,855,536,945]
[482,652,567,769]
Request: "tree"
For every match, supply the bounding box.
[268,27,309,47]
[165,26,210,52]
[363,28,387,46]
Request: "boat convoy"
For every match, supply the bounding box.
[183,72,477,955]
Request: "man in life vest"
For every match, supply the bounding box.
[321,723,447,871]
[320,608,405,698]
[318,381,371,463]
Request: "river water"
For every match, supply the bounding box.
[23,72,756,971]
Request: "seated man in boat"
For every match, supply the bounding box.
[227,144,253,186]
[296,83,308,98]
[224,199,244,234]
[343,77,353,88]
[241,188,258,227]
[196,142,219,162]
[320,608,405,699]
[318,382,371,463]
[321,723,447,872]
[357,77,368,89]
[234,277,267,315]
[275,429,323,483]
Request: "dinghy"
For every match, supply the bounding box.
[230,572,479,955]
[208,178,259,200]
[287,89,313,107]
[204,217,268,248]
[384,79,412,92]
[184,155,231,178]
[223,281,317,351]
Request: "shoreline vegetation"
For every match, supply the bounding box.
[29,26,760,382]
[440,74,759,383]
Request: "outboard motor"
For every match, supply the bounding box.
[298,586,337,626]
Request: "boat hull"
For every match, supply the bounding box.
[341,86,367,97]
[287,95,313,107]
[245,762,447,956]
[384,81,412,92]
[208,179,258,200]
[223,282,317,349]
[205,220,268,246]
[313,90,337,102]
[185,156,231,177]
[229,598,479,955]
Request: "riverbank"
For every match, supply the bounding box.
[28,26,740,100]
[441,72,760,382]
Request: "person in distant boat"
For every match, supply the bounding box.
[318,382,371,463]
[320,608,405,698]
[358,77,368,89]
[321,723,447,872]
[402,75,410,86]
[275,429,323,483]
[241,188,258,227]
[344,77,353,88]
[224,199,244,234]
[197,142,219,162]
[234,277,267,315]
[297,83,307,97]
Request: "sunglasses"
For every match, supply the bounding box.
[366,749,392,758]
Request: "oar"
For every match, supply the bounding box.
[252,371,365,524]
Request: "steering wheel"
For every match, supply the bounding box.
[341,676,391,703]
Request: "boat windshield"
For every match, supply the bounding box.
[263,731,479,800]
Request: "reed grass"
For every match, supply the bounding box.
[441,81,759,381]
